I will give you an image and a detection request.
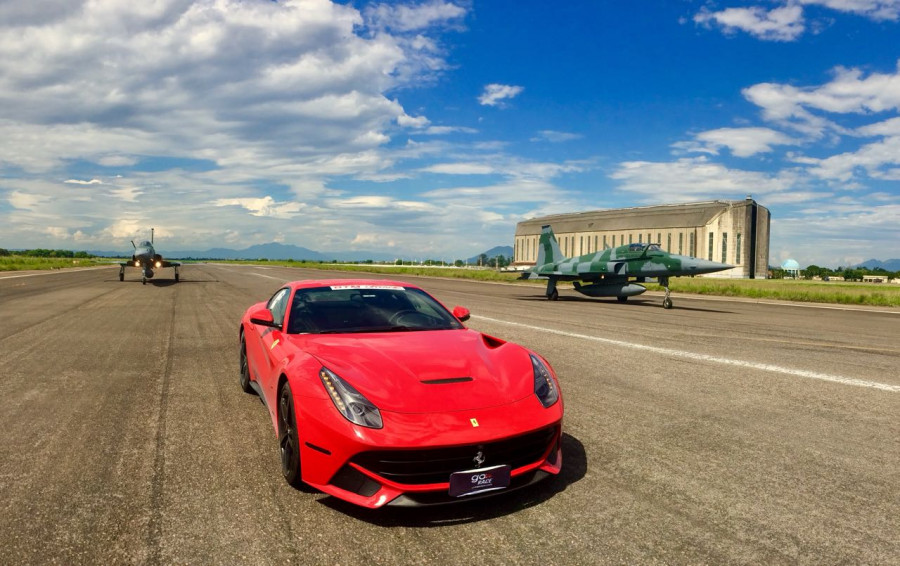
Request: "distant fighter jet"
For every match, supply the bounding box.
[521,225,732,308]
[119,228,180,285]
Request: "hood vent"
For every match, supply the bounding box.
[420,377,473,385]
[481,333,506,349]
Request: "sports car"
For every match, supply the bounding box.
[239,279,563,508]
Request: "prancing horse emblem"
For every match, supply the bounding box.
[473,451,486,467]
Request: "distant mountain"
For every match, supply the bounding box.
[852,259,900,271]
[466,245,514,265]
[85,242,515,263]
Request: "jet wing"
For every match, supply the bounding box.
[159,260,181,268]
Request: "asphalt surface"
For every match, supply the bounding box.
[1,264,897,565]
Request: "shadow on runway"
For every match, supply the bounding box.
[316,433,588,527]
[109,278,220,285]
[513,293,734,313]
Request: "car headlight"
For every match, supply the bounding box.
[319,367,383,429]
[531,354,559,408]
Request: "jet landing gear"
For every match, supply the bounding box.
[174,267,180,282]
[660,277,673,309]
[545,278,559,301]
[118,265,125,282]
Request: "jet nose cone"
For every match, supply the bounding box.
[685,258,733,274]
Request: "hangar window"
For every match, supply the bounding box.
[628,234,633,244]
[722,233,728,264]
[603,235,608,249]
[708,233,714,261]
[689,233,695,256]
[657,233,661,245]
[679,233,684,255]
[611,235,616,247]
[594,235,598,252]
[667,233,672,252]
[647,233,652,244]
[736,233,742,264]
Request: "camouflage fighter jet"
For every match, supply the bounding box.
[520,225,732,308]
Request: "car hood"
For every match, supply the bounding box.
[289,329,535,413]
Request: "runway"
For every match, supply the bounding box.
[1,264,897,565]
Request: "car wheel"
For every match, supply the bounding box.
[278,382,303,488]
[239,334,253,394]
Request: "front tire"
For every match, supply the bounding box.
[548,289,559,301]
[239,334,253,394]
[278,382,303,488]
[663,297,673,309]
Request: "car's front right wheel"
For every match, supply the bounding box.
[278,382,303,488]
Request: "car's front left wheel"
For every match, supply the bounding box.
[239,333,253,394]
[278,382,303,488]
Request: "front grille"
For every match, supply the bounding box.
[350,425,558,485]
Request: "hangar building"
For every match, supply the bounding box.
[514,197,770,279]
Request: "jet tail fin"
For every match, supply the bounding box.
[536,225,564,266]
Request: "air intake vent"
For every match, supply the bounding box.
[420,377,473,384]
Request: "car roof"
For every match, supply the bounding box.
[286,279,419,291]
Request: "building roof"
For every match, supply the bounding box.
[515,199,763,236]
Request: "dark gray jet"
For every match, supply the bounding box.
[118,228,180,285]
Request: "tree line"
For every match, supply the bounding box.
[772,265,899,281]
[0,248,95,258]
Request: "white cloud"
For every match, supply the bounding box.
[679,127,798,157]
[694,5,805,41]
[799,0,900,21]
[610,156,800,202]
[478,84,524,107]
[742,61,900,137]
[422,162,495,175]
[9,190,50,210]
[695,1,900,41]
[213,196,304,219]
[531,130,583,143]
[363,1,466,32]
[65,178,103,185]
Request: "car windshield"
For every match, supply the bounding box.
[286,285,466,334]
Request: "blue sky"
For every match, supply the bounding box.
[1,0,899,267]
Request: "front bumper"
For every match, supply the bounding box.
[294,393,563,508]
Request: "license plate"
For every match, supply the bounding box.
[448,464,511,497]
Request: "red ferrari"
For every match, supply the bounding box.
[239,279,563,508]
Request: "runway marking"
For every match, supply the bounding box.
[249,272,284,280]
[0,266,110,280]
[473,315,900,393]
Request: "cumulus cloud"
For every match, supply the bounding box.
[694,5,805,41]
[363,1,466,32]
[610,156,801,202]
[478,84,524,107]
[213,196,305,219]
[799,0,900,21]
[675,127,798,157]
[694,1,900,40]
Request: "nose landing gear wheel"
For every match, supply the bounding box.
[548,289,559,301]
[663,297,673,309]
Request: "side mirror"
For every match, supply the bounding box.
[249,306,280,328]
[452,306,471,322]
